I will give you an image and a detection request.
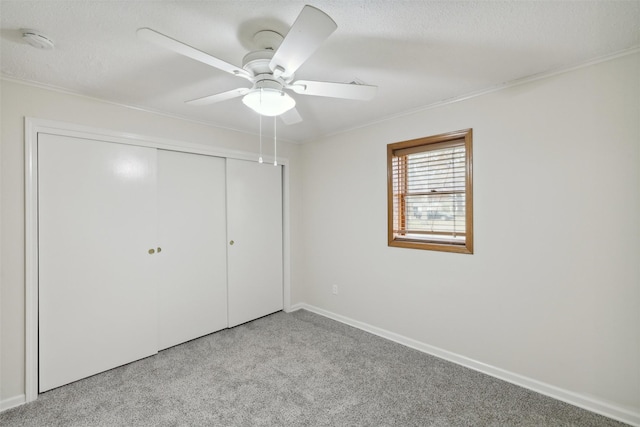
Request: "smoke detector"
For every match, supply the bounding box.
[21,29,54,50]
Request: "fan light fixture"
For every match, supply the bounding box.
[242,88,295,117]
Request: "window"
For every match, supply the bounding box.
[387,129,473,253]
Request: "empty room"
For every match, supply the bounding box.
[1,1,639,426]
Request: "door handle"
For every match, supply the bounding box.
[229,240,235,246]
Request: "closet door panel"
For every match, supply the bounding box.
[157,150,228,350]
[227,159,283,327]
[38,133,158,392]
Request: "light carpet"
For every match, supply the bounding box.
[0,310,627,426]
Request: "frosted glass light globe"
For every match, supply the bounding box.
[242,88,296,116]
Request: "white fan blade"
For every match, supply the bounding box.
[280,107,303,125]
[288,80,377,100]
[137,28,252,81]
[185,88,250,106]
[269,5,337,77]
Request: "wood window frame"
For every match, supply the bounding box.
[387,129,473,254]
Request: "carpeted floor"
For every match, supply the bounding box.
[0,310,627,426]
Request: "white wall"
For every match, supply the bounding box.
[296,52,639,421]
[0,79,300,404]
[2,52,638,423]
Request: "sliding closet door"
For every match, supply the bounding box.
[38,133,158,392]
[226,159,283,327]
[157,150,228,350]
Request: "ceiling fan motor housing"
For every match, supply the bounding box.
[242,50,273,74]
[242,49,294,83]
[253,76,285,92]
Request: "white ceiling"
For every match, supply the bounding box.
[1,1,639,143]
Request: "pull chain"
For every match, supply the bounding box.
[273,116,278,166]
[258,113,263,164]
[258,89,263,164]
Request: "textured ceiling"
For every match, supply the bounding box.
[1,0,639,143]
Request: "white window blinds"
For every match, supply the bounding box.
[391,141,466,244]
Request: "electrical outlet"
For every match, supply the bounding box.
[332,284,338,295]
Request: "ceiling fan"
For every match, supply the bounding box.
[137,5,377,124]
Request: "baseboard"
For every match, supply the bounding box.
[285,303,305,313]
[0,394,25,412]
[289,303,640,427]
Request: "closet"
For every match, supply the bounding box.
[226,158,283,327]
[37,132,283,392]
[157,150,228,350]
